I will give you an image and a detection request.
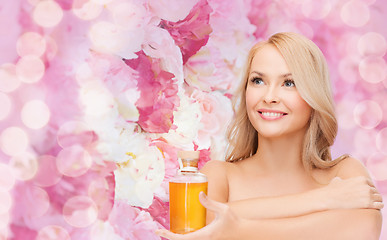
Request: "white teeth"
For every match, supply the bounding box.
[261,112,283,117]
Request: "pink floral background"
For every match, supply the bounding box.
[0,0,386,239]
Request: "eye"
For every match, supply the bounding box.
[283,79,295,87]
[251,77,264,85]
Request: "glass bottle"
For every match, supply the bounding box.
[169,151,208,234]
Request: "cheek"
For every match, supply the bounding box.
[292,97,312,118]
[245,87,260,109]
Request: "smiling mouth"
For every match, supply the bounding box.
[258,111,287,117]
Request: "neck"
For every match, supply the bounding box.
[253,131,306,174]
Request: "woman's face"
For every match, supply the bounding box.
[245,44,312,139]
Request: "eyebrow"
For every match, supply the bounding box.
[250,71,292,78]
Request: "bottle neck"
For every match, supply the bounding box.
[179,166,198,173]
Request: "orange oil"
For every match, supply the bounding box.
[169,181,208,234]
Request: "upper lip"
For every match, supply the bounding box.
[257,109,287,115]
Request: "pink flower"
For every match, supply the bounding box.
[124,51,179,133]
[159,0,213,64]
[198,148,211,169]
[183,46,237,92]
[87,51,138,95]
[148,0,200,22]
[245,0,271,39]
[139,196,170,230]
[152,138,179,181]
[108,200,161,240]
[190,90,233,147]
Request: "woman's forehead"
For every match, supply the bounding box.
[250,45,290,76]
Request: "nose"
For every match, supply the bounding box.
[263,85,279,104]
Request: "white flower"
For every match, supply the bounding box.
[88,21,144,59]
[90,220,123,240]
[114,138,165,208]
[191,90,233,150]
[115,89,140,122]
[162,90,202,149]
[143,26,184,85]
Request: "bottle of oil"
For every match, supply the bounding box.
[169,151,208,234]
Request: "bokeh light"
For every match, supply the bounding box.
[0,212,10,237]
[63,196,98,228]
[354,128,378,159]
[33,0,64,28]
[75,62,95,86]
[33,155,62,187]
[301,0,331,20]
[16,55,45,83]
[72,0,103,21]
[338,55,361,83]
[366,152,387,181]
[336,99,357,129]
[27,0,40,6]
[0,191,12,215]
[376,127,387,155]
[88,21,125,54]
[0,164,16,191]
[44,35,58,61]
[21,100,51,129]
[88,177,110,216]
[9,152,39,181]
[25,186,50,218]
[56,145,92,177]
[340,0,370,27]
[357,32,387,57]
[0,93,12,121]
[57,121,94,148]
[90,0,113,5]
[353,100,382,129]
[358,56,387,84]
[0,63,21,93]
[80,82,115,116]
[36,225,71,240]
[0,127,29,157]
[16,32,47,58]
[108,1,146,29]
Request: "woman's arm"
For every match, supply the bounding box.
[201,159,383,221]
[158,158,383,240]
[228,176,382,219]
[236,158,383,239]
[157,194,382,240]
[238,208,382,240]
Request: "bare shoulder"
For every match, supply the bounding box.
[200,159,229,175]
[200,160,231,203]
[333,156,371,179]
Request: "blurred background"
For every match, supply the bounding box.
[0,0,386,239]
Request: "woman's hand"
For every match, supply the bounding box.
[156,192,241,240]
[322,176,384,210]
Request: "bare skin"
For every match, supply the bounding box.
[156,44,383,239]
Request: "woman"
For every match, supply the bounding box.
[157,32,383,239]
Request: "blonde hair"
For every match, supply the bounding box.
[226,32,348,170]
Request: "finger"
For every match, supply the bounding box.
[155,229,186,240]
[371,186,382,197]
[199,192,228,213]
[366,178,376,187]
[156,226,211,240]
[372,193,383,202]
[372,202,384,210]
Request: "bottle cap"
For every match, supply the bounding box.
[178,151,199,171]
